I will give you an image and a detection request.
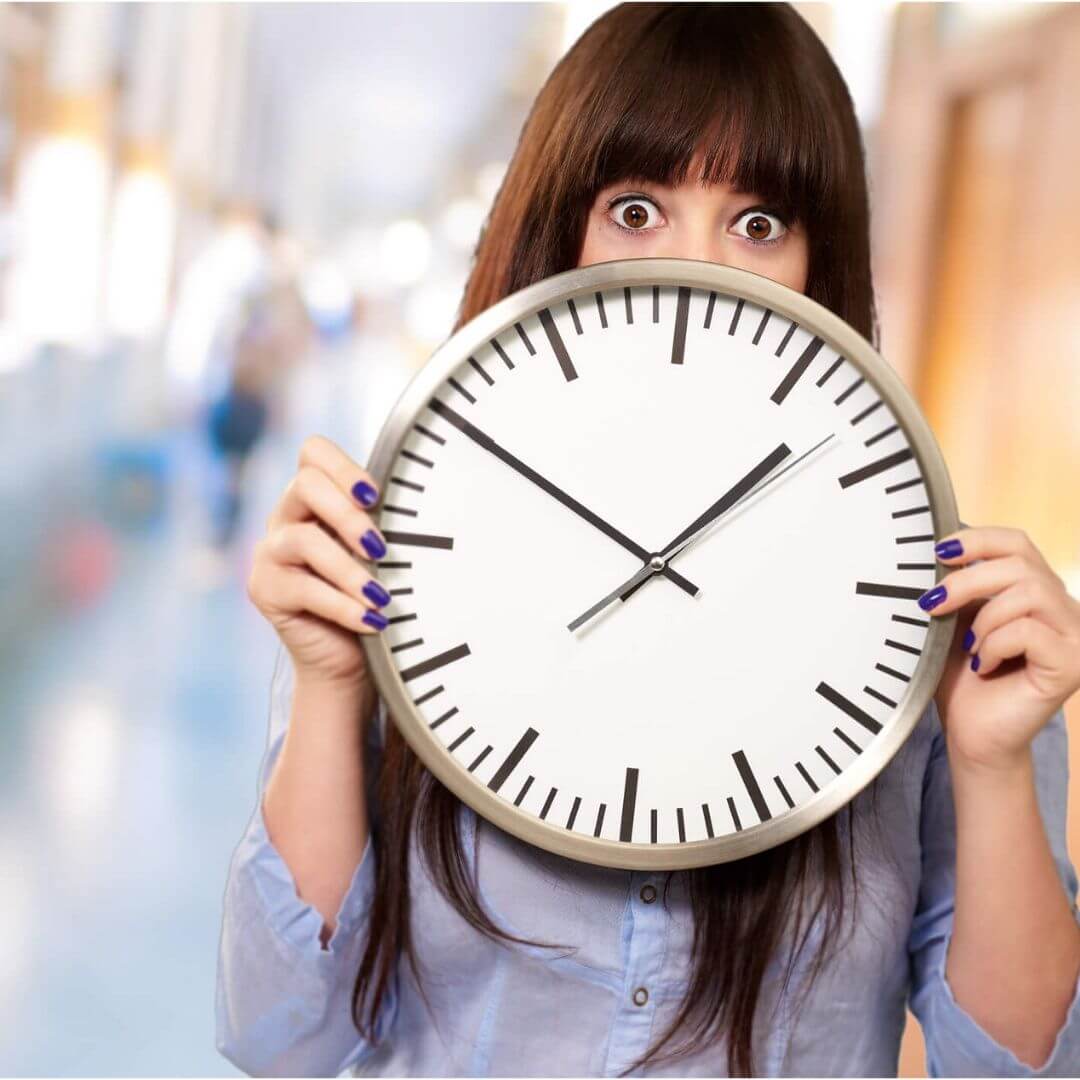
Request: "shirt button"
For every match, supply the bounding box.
[632,986,649,1006]
[639,883,657,904]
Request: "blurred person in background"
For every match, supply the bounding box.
[217,3,1080,1077]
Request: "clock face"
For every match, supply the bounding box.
[363,259,958,870]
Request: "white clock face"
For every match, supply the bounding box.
[365,260,956,869]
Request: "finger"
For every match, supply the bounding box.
[271,465,388,563]
[933,524,1054,577]
[964,576,1074,652]
[267,434,381,530]
[266,522,392,611]
[251,562,389,634]
[973,615,1071,679]
[918,553,1031,615]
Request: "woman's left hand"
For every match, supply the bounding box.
[919,526,1080,771]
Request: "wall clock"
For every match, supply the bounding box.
[360,258,959,870]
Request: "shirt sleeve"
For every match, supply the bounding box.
[908,699,1080,1077]
[215,642,398,1077]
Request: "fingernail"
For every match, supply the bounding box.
[935,538,964,560]
[970,653,980,672]
[918,584,947,611]
[962,627,975,651]
[363,609,389,631]
[360,529,387,560]
[363,579,391,607]
[352,480,379,507]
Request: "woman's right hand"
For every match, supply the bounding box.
[247,434,392,689]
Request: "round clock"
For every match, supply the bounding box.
[361,257,959,871]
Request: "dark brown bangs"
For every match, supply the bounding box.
[578,3,842,232]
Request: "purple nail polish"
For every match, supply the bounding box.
[360,529,387,560]
[363,579,391,608]
[962,627,975,651]
[918,584,947,611]
[352,480,379,507]
[363,609,389,631]
[970,653,980,672]
[935,538,964,560]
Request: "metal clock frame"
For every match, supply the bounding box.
[361,257,959,871]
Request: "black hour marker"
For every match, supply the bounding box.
[514,775,534,806]
[567,298,583,334]
[838,448,915,489]
[429,706,458,729]
[816,681,884,734]
[728,297,744,335]
[703,290,717,328]
[448,377,476,404]
[885,476,922,494]
[401,449,434,469]
[676,807,686,842]
[538,307,579,382]
[774,776,795,809]
[595,291,608,328]
[594,803,606,837]
[491,339,515,369]
[414,424,446,446]
[652,285,660,323]
[771,335,825,405]
[378,560,412,569]
[856,580,925,601]
[382,505,417,517]
[774,320,798,356]
[468,745,492,771]
[447,726,474,752]
[400,643,471,683]
[387,613,417,625]
[468,356,494,386]
[391,638,423,653]
[390,477,424,493]
[893,505,930,519]
[487,727,539,793]
[796,761,819,793]
[413,685,444,706]
[863,685,897,708]
[624,286,634,324]
[514,322,535,355]
[732,750,772,821]
[816,745,842,774]
[670,286,691,365]
[891,613,929,628]
[875,662,911,683]
[833,728,862,755]
[752,308,772,344]
[382,530,454,550]
[897,562,935,571]
[702,802,715,839]
[896,533,934,544]
[650,808,658,843]
[566,795,582,830]
[851,399,884,425]
[540,787,557,820]
[816,355,843,386]
[834,375,864,405]
[620,767,639,843]
[727,797,742,832]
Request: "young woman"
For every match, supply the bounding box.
[217,4,1080,1075]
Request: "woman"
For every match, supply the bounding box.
[217,4,1080,1075]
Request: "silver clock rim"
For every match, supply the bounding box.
[361,257,959,871]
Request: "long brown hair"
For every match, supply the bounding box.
[353,4,882,1074]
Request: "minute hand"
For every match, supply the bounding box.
[427,398,701,596]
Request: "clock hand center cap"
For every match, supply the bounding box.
[649,554,666,572]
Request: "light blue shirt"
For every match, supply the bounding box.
[216,643,1080,1076]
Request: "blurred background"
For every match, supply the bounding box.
[0,2,1077,1075]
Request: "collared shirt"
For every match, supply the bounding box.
[216,643,1080,1076]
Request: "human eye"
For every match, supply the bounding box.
[604,192,665,236]
[731,206,789,247]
